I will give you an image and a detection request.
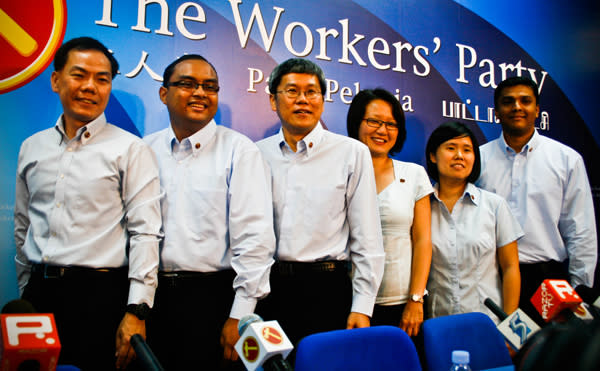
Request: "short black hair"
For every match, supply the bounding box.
[425,121,481,183]
[162,54,218,87]
[346,88,407,155]
[268,58,326,96]
[494,76,539,109]
[54,37,119,78]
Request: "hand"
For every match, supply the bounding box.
[399,301,423,337]
[220,317,240,362]
[506,341,517,358]
[346,312,370,329]
[115,313,145,370]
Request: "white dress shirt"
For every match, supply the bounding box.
[376,160,433,305]
[144,121,275,318]
[14,114,162,306]
[256,123,385,316]
[478,130,597,287]
[428,183,524,323]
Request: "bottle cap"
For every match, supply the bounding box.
[452,350,470,364]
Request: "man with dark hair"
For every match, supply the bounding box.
[14,36,162,370]
[144,54,275,369]
[477,76,597,324]
[256,58,385,347]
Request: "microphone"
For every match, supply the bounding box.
[530,279,583,322]
[1,299,61,371]
[130,334,165,371]
[234,314,293,371]
[484,298,540,350]
[574,285,600,319]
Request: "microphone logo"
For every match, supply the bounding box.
[508,312,532,346]
[261,326,283,345]
[241,336,260,363]
[5,315,57,346]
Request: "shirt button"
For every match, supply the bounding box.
[308,142,313,148]
[84,132,91,139]
[42,256,49,262]
[195,143,201,149]
[60,174,64,179]
[56,203,61,208]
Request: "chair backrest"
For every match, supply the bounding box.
[294,325,422,371]
[422,312,513,371]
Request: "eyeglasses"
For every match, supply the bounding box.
[363,118,399,131]
[276,88,322,100]
[167,80,220,94]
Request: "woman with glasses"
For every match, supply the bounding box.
[425,121,522,322]
[347,88,432,337]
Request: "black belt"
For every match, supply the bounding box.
[31,263,126,279]
[158,269,233,280]
[272,261,349,276]
[519,260,568,277]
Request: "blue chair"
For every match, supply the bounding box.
[422,312,513,371]
[294,325,422,371]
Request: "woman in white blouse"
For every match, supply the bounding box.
[425,121,522,321]
[347,88,432,336]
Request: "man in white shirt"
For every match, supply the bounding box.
[144,54,275,369]
[478,76,597,324]
[14,37,162,370]
[256,58,385,347]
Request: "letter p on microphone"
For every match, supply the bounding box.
[1,314,61,370]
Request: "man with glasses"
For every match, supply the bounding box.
[256,58,384,349]
[144,54,275,369]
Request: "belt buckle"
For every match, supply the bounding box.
[322,262,335,271]
[43,265,65,279]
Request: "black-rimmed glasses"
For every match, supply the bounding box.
[167,80,220,94]
[363,118,399,131]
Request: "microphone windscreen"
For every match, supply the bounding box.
[238,313,263,335]
[1,299,37,314]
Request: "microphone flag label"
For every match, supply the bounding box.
[530,279,582,321]
[0,313,61,370]
[497,308,540,350]
[234,320,293,371]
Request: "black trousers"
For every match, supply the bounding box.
[519,260,569,326]
[22,264,129,371]
[256,261,352,350]
[146,270,237,370]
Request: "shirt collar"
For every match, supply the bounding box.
[499,128,540,155]
[54,113,107,145]
[278,122,324,156]
[432,182,480,206]
[166,119,217,155]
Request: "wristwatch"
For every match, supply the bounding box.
[410,289,429,303]
[126,303,151,320]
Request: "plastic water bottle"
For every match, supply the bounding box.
[449,350,472,371]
